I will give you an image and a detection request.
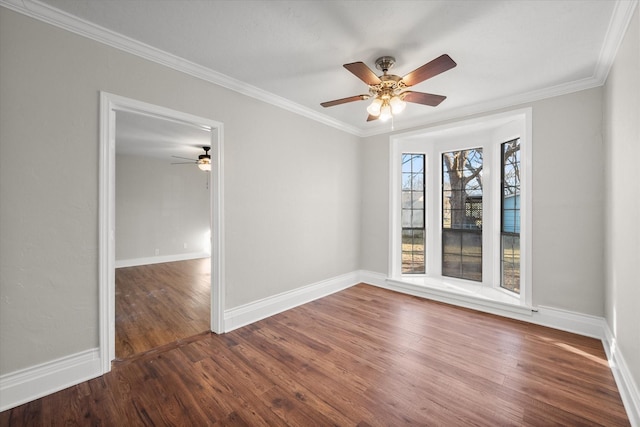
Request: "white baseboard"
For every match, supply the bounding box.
[603,324,640,427]
[224,271,359,332]
[360,270,606,338]
[382,276,535,317]
[530,305,606,339]
[0,348,102,412]
[358,270,388,287]
[2,270,637,425]
[115,251,209,268]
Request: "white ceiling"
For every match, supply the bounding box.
[115,110,212,160]
[4,0,636,143]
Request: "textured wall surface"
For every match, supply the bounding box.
[359,87,606,316]
[115,154,210,261]
[604,5,640,408]
[0,9,361,374]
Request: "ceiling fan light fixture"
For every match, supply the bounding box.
[321,54,456,123]
[366,98,383,116]
[171,146,212,171]
[197,146,211,171]
[197,159,211,171]
[390,95,406,114]
[379,103,392,122]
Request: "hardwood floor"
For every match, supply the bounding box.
[1,284,629,426]
[115,258,211,359]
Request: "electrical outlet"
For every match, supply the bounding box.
[155,248,160,255]
[183,243,188,249]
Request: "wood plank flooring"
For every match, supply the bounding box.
[1,284,630,426]
[115,258,211,359]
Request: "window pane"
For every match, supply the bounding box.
[462,255,482,281]
[402,229,425,274]
[401,209,412,228]
[402,173,412,190]
[442,252,460,277]
[412,155,424,172]
[401,153,426,274]
[501,235,520,293]
[412,209,424,228]
[442,231,461,254]
[462,232,482,255]
[412,191,424,206]
[442,148,483,282]
[402,191,413,209]
[501,139,521,293]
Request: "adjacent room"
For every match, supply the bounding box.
[114,110,213,358]
[1,0,638,425]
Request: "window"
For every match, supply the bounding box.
[401,154,425,273]
[501,139,521,293]
[390,109,531,307]
[442,148,483,281]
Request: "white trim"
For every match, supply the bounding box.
[358,270,388,288]
[114,252,210,268]
[594,0,639,85]
[98,92,116,373]
[388,108,532,307]
[0,0,361,137]
[209,123,225,334]
[382,276,535,317]
[0,349,101,412]
[361,76,603,137]
[603,324,640,427]
[99,92,225,375]
[531,306,606,339]
[2,270,637,425]
[224,272,359,332]
[0,0,636,138]
[360,270,607,339]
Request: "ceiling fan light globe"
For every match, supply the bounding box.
[379,104,392,122]
[366,98,383,116]
[390,96,406,114]
[197,157,211,172]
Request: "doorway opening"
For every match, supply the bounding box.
[99,92,225,373]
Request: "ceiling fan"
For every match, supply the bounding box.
[320,54,456,122]
[171,146,211,171]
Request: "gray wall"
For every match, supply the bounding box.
[0,9,361,374]
[604,6,640,405]
[1,4,638,395]
[115,153,210,262]
[360,87,606,316]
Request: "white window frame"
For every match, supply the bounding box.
[389,108,532,307]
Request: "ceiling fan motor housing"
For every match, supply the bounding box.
[199,146,211,160]
[375,56,396,73]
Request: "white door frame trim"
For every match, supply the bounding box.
[98,92,225,373]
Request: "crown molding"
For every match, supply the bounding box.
[365,0,639,137]
[594,0,639,85]
[0,0,364,136]
[361,75,604,138]
[2,0,637,139]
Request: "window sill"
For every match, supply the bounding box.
[385,275,534,317]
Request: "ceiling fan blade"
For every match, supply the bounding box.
[171,155,198,161]
[321,94,369,108]
[171,162,196,165]
[402,54,457,87]
[402,91,447,107]
[366,114,379,122]
[344,62,382,85]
